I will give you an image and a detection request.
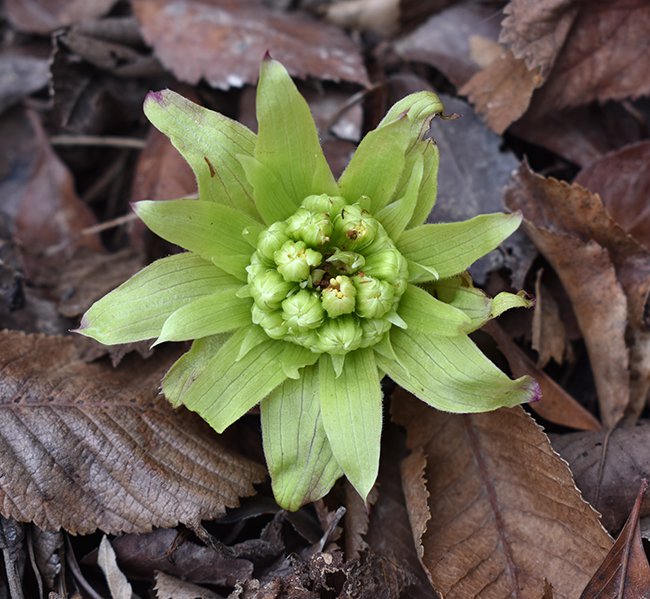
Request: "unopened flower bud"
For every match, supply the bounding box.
[321,275,356,318]
[302,194,347,216]
[251,304,287,339]
[250,270,294,310]
[274,240,322,282]
[325,249,365,275]
[282,290,325,332]
[286,208,332,247]
[316,315,363,354]
[257,222,290,263]
[353,274,395,319]
[359,317,391,347]
[362,248,407,284]
[331,204,379,250]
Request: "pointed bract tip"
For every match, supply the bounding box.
[525,379,542,404]
[263,50,272,61]
[145,90,165,105]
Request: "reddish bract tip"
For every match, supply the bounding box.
[526,380,543,404]
[263,50,273,61]
[145,90,165,104]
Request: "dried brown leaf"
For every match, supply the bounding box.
[528,1,650,114]
[12,111,102,280]
[132,0,369,89]
[580,481,650,598]
[394,392,612,598]
[511,103,648,168]
[531,271,569,367]
[394,2,501,88]
[552,423,650,532]
[506,164,634,427]
[155,571,223,599]
[366,423,437,599]
[485,322,601,431]
[30,529,63,591]
[0,331,265,534]
[97,536,133,599]
[576,141,650,252]
[5,0,118,33]
[111,528,252,586]
[459,48,543,134]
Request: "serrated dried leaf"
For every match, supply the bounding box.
[132,0,368,89]
[551,423,650,532]
[580,481,650,598]
[394,391,612,599]
[0,331,265,534]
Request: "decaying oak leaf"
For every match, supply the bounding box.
[505,163,646,427]
[132,0,369,89]
[0,331,265,534]
[393,391,612,599]
[580,481,650,598]
[552,423,650,533]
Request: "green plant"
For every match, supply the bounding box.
[77,57,538,510]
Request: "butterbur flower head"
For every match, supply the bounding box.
[77,57,539,510]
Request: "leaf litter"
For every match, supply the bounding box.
[1,0,650,596]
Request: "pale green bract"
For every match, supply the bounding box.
[77,58,540,509]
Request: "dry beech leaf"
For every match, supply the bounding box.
[485,321,601,432]
[505,164,633,427]
[393,2,500,87]
[459,47,543,134]
[132,0,369,89]
[155,571,222,599]
[551,423,650,533]
[4,0,118,33]
[580,481,650,598]
[0,331,265,534]
[97,536,133,599]
[393,391,612,599]
[576,141,650,252]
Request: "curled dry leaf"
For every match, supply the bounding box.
[4,0,119,33]
[579,481,650,598]
[132,0,369,89]
[30,529,63,592]
[506,164,636,427]
[393,391,612,599]
[531,271,570,368]
[552,423,650,533]
[485,321,601,432]
[0,331,265,535]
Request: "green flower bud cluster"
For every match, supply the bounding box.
[246,195,408,355]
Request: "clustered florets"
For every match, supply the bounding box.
[245,194,408,355]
